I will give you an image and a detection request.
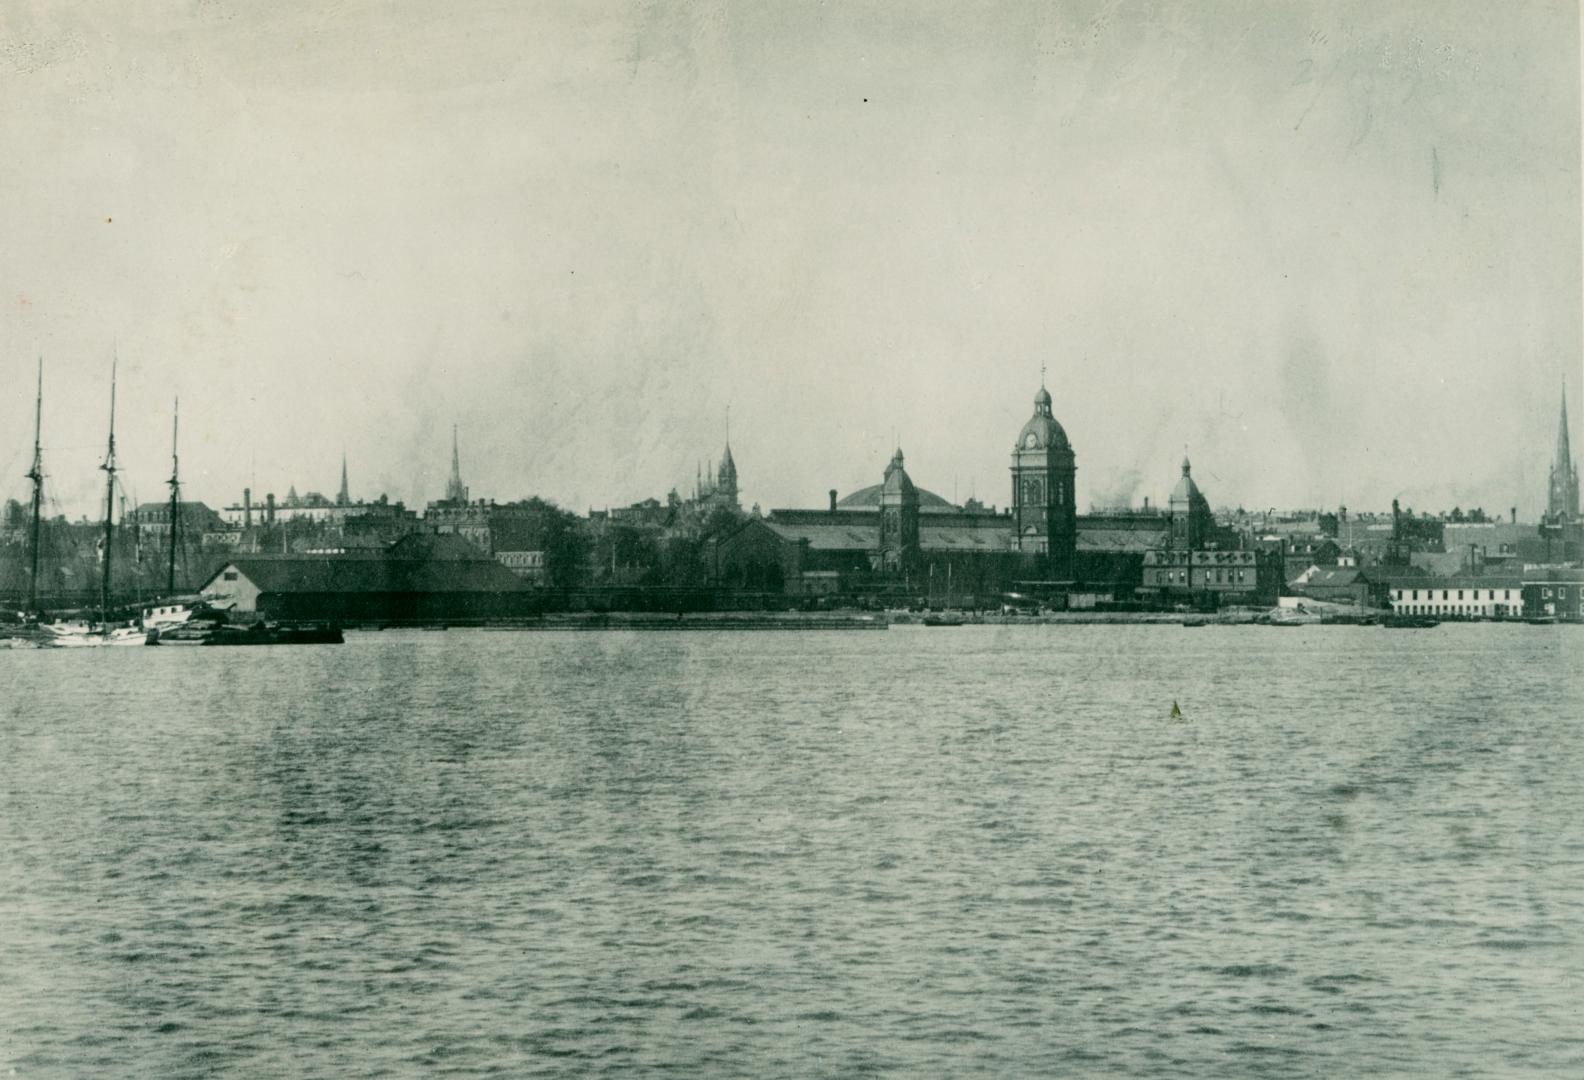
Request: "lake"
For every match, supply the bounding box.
[2,625,1582,1077]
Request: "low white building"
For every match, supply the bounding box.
[1389,580,1523,618]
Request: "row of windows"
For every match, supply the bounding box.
[1152,569,1250,585]
[1396,589,1512,602]
[1398,604,1517,617]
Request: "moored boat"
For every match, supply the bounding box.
[1382,615,1440,629]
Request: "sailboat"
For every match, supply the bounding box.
[141,399,202,639]
[38,363,144,647]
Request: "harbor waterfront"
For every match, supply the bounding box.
[3,626,1582,1078]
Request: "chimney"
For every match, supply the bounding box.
[243,487,252,529]
[1143,496,1150,512]
[266,492,276,524]
[1511,507,1517,524]
[829,489,838,513]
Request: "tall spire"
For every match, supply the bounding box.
[1557,382,1573,474]
[1550,381,1580,521]
[445,424,467,503]
[338,450,350,505]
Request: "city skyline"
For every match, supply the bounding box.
[2,1,1579,519]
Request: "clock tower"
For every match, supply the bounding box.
[1010,382,1077,580]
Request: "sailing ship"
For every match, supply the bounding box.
[140,398,204,641]
[32,363,145,647]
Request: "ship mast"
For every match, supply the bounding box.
[166,398,180,596]
[99,362,118,625]
[24,358,43,614]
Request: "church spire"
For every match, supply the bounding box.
[1557,382,1573,475]
[337,450,350,505]
[446,424,468,504]
[1550,381,1580,521]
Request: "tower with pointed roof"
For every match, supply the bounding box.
[716,442,739,508]
[337,452,350,506]
[1010,379,1077,579]
[1548,384,1579,523]
[877,447,920,571]
[445,425,469,504]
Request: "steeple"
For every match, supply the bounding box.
[337,451,350,505]
[446,424,468,504]
[1549,382,1580,521]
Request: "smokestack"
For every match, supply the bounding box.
[266,492,276,524]
[243,487,252,529]
[829,489,838,513]
[1511,507,1517,524]
[1143,496,1150,512]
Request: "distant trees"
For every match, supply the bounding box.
[504,497,587,588]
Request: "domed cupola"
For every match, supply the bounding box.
[1169,456,1214,551]
[1171,457,1211,512]
[1016,384,1071,452]
[1009,377,1078,578]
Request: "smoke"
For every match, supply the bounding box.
[1089,467,1146,510]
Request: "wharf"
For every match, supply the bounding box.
[368,613,891,632]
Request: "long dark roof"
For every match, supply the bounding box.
[210,555,526,595]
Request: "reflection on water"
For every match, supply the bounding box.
[2,626,1582,1077]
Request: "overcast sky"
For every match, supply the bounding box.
[1,0,1579,520]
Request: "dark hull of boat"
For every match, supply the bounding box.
[203,625,344,646]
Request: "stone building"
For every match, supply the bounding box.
[1009,383,1078,580]
[712,382,1188,604]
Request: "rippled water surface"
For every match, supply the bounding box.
[3,626,1583,1077]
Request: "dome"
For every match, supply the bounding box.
[836,484,954,509]
[1016,385,1070,451]
[1170,458,1209,508]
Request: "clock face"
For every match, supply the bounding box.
[1024,432,1038,449]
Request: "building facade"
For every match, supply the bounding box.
[1522,567,1584,619]
[1009,384,1078,580]
[1389,580,1524,618]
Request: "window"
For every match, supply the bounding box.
[1457,590,1464,600]
[223,570,238,581]
[1412,590,1419,600]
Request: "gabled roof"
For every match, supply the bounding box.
[388,532,487,560]
[1294,567,1365,589]
[919,523,1011,551]
[758,520,878,551]
[1076,526,1166,552]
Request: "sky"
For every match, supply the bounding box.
[1,0,1579,520]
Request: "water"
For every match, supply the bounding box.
[2,625,1582,1077]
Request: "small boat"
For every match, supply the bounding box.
[922,614,966,627]
[1383,615,1440,629]
[1182,617,1208,628]
[202,622,343,646]
[41,622,146,647]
